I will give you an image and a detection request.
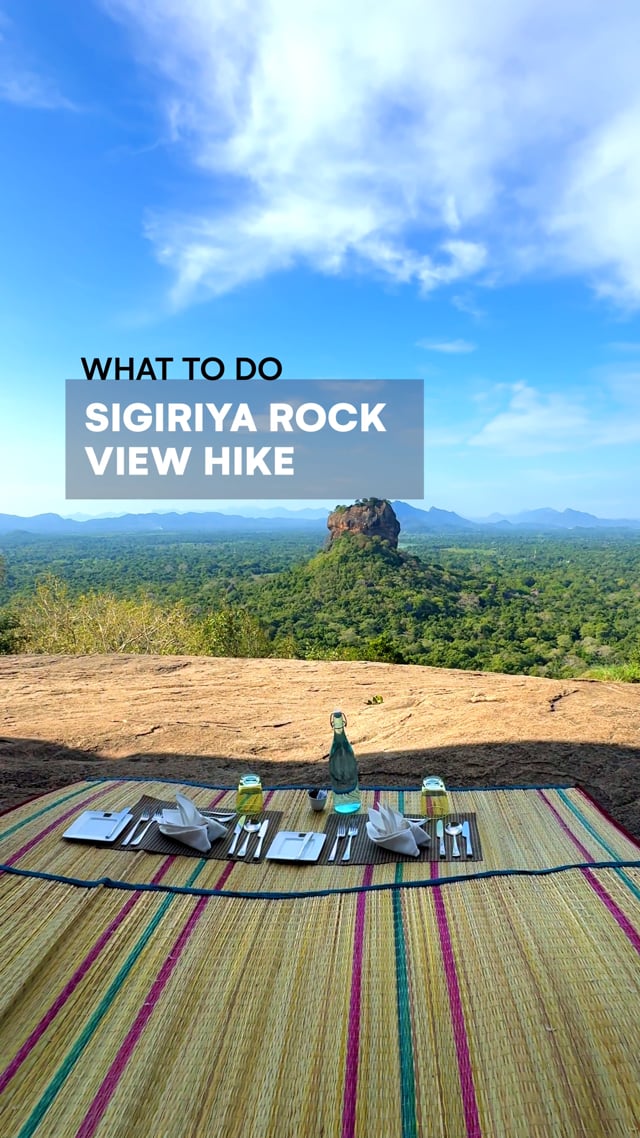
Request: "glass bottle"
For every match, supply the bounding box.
[329,710,360,814]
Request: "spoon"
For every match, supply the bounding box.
[237,819,262,857]
[445,822,463,858]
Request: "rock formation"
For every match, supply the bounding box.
[326,498,400,548]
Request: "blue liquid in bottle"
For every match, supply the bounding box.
[329,710,360,814]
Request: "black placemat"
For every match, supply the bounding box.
[114,795,282,862]
[317,812,483,865]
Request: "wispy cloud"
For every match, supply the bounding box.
[592,368,640,440]
[469,377,640,455]
[452,293,486,320]
[0,73,75,110]
[105,1,640,306]
[0,14,76,110]
[607,341,640,353]
[469,383,590,455]
[418,338,476,354]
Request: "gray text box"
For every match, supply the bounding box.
[66,379,424,500]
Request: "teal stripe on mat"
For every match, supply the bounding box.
[0,783,99,841]
[558,789,626,860]
[557,789,640,905]
[4,858,640,901]
[393,791,417,1138]
[16,859,206,1138]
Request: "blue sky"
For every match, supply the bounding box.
[1,0,640,519]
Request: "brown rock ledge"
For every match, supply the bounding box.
[1,654,640,841]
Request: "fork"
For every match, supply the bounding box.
[328,822,347,862]
[121,810,150,846]
[131,812,162,847]
[342,824,359,862]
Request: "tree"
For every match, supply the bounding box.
[363,633,407,664]
[199,606,272,658]
[0,609,18,653]
[0,555,18,651]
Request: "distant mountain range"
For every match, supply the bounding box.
[0,510,325,537]
[0,503,639,537]
[472,507,640,529]
[392,503,640,532]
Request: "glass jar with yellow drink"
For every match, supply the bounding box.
[236,774,263,816]
[421,776,450,818]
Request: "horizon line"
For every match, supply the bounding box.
[2,502,640,525]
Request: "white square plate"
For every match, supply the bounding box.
[266,830,327,862]
[62,810,133,842]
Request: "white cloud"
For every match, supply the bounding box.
[469,382,591,455]
[418,338,476,354]
[470,377,640,454]
[105,0,640,304]
[547,104,640,306]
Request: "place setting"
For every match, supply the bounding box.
[316,805,483,864]
[62,793,284,862]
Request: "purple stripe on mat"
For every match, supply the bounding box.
[3,782,126,867]
[539,791,640,956]
[582,869,640,955]
[75,852,236,1138]
[0,860,172,1094]
[342,863,374,1138]
[341,789,377,1138]
[433,887,482,1138]
[0,790,228,1096]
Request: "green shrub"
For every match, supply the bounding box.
[13,575,202,655]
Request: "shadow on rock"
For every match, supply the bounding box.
[1,735,639,841]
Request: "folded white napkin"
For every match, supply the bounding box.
[158,793,227,852]
[366,803,430,857]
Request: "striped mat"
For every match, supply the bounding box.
[1,779,639,1138]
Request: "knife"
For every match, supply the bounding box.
[436,819,446,858]
[253,819,270,859]
[228,814,246,855]
[297,831,315,860]
[104,811,130,840]
[88,810,126,840]
[461,820,473,858]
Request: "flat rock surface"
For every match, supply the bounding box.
[1,654,639,841]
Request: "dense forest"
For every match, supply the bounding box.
[1,527,639,680]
